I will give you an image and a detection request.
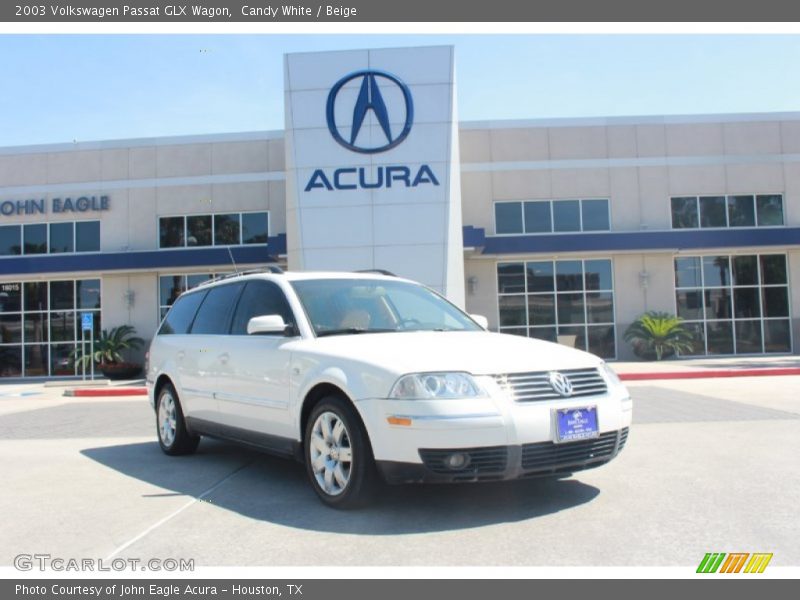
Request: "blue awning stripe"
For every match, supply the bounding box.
[462,226,800,255]
[0,234,287,276]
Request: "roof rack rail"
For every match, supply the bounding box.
[355,269,397,277]
[194,264,284,287]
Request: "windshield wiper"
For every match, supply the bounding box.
[315,328,396,337]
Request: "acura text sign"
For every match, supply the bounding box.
[284,46,465,306]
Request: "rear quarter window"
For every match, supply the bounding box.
[158,290,207,335]
[190,283,244,335]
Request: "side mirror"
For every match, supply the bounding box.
[470,314,489,330]
[247,315,291,336]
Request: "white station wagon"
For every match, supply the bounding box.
[147,270,632,508]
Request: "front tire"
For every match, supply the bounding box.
[304,395,377,509]
[156,383,200,456]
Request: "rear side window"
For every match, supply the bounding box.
[230,280,296,335]
[158,291,207,335]
[190,283,244,335]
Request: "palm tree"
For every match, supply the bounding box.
[624,312,695,361]
[71,325,144,369]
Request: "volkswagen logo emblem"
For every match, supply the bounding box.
[548,371,574,397]
[326,69,414,154]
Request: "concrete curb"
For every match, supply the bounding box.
[618,367,800,381]
[63,388,147,397]
[44,380,109,388]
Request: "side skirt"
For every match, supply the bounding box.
[186,417,303,462]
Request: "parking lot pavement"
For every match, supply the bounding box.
[1,377,798,567]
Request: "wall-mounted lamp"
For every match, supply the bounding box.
[638,270,650,290]
[467,276,479,295]
[124,290,136,309]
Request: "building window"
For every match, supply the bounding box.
[671,195,784,229]
[497,259,616,359]
[674,254,791,355]
[159,216,185,248]
[0,226,21,256]
[158,212,269,249]
[214,214,241,246]
[523,202,551,234]
[49,222,74,254]
[495,203,523,235]
[0,278,101,377]
[242,212,269,244]
[495,200,609,235]
[756,194,784,226]
[552,200,581,232]
[0,221,99,257]
[75,221,101,252]
[581,199,611,231]
[158,272,233,320]
[23,224,47,254]
[186,215,212,247]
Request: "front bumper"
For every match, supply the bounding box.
[377,427,629,484]
[355,376,633,465]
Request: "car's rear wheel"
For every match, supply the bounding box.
[156,383,200,455]
[304,395,377,509]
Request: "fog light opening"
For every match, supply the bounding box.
[444,452,471,470]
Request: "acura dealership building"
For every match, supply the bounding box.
[1,45,799,377]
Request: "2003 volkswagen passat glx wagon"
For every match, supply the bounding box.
[147,270,632,508]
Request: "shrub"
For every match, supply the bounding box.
[623,311,694,361]
[71,325,144,369]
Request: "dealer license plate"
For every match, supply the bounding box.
[555,406,599,443]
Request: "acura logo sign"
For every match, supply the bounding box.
[548,372,574,397]
[306,68,437,192]
[326,70,414,154]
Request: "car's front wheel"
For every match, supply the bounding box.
[304,395,377,509]
[156,383,200,456]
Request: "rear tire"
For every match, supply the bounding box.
[304,395,377,509]
[156,383,200,456]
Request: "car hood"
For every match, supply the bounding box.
[299,330,603,376]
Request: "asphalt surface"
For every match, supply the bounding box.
[0,377,798,567]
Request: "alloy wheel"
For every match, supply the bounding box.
[309,411,353,496]
[158,391,177,447]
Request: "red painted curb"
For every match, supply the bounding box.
[618,368,800,381]
[64,388,147,397]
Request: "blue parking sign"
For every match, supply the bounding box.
[81,312,94,331]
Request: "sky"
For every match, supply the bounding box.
[2,34,800,147]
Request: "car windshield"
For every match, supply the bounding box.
[290,278,482,337]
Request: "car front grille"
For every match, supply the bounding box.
[520,428,628,472]
[419,446,509,475]
[495,367,608,402]
[618,427,629,450]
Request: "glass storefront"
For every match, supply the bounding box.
[0,279,101,377]
[674,254,791,355]
[497,259,617,359]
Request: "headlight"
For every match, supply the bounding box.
[600,362,621,385]
[389,372,486,400]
